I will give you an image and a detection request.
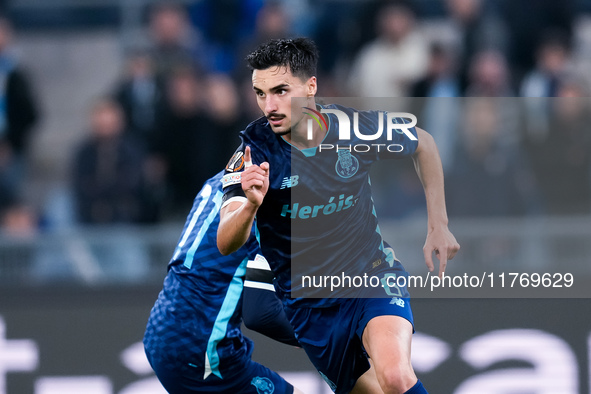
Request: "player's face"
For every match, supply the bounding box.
[252,66,316,136]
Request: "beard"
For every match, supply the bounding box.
[267,114,291,136]
[273,128,291,136]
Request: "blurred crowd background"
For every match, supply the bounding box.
[1,0,591,284]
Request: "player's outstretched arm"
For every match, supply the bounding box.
[412,128,460,277]
[217,146,270,255]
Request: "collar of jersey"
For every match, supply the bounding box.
[280,103,332,157]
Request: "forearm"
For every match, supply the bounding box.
[217,201,258,255]
[412,128,449,230]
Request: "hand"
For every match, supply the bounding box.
[423,225,460,278]
[241,146,269,208]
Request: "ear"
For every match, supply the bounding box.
[306,76,317,97]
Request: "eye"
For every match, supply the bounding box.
[256,91,265,98]
[277,88,287,95]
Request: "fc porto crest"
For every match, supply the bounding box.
[335,150,359,178]
[251,376,275,394]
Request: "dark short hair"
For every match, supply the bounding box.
[246,37,319,80]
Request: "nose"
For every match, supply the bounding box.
[264,95,278,115]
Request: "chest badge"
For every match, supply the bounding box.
[251,376,275,394]
[335,150,359,178]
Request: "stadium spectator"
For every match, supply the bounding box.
[71,98,147,224]
[147,2,204,77]
[465,49,513,97]
[153,66,217,215]
[204,73,249,165]
[524,78,591,215]
[347,0,429,97]
[236,1,292,81]
[446,97,539,217]
[0,16,38,214]
[0,200,37,238]
[410,43,461,171]
[195,0,246,49]
[500,0,574,82]
[0,141,16,211]
[251,1,292,48]
[520,32,573,98]
[465,49,521,149]
[444,0,508,92]
[239,75,266,120]
[0,200,41,284]
[411,43,459,98]
[520,32,575,141]
[114,48,163,151]
[312,0,376,84]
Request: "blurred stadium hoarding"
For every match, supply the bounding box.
[0,288,589,393]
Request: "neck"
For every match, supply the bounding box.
[285,110,327,149]
[289,99,328,149]
[286,123,326,149]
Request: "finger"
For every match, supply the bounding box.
[244,146,252,168]
[438,248,448,278]
[242,171,265,187]
[260,162,269,173]
[246,172,266,184]
[423,245,434,273]
[242,166,266,179]
[448,242,460,260]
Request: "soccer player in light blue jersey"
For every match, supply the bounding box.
[218,38,460,394]
[144,171,301,394]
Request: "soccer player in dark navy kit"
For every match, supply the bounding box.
[144,171,301,394]
[218,38,460,394]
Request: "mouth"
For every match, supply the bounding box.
[267,114,285,127]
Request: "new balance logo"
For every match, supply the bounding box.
[390,297,405,307]
[280,175,299,189]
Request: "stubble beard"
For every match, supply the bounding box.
[273,127,291,136]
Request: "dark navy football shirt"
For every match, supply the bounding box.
[146,171,260,379]
[222,104,418,307]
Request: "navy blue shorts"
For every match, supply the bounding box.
[146,343,293,394]
[144,312,294,394]
[285,297,414,394]
[151,359,293,394]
